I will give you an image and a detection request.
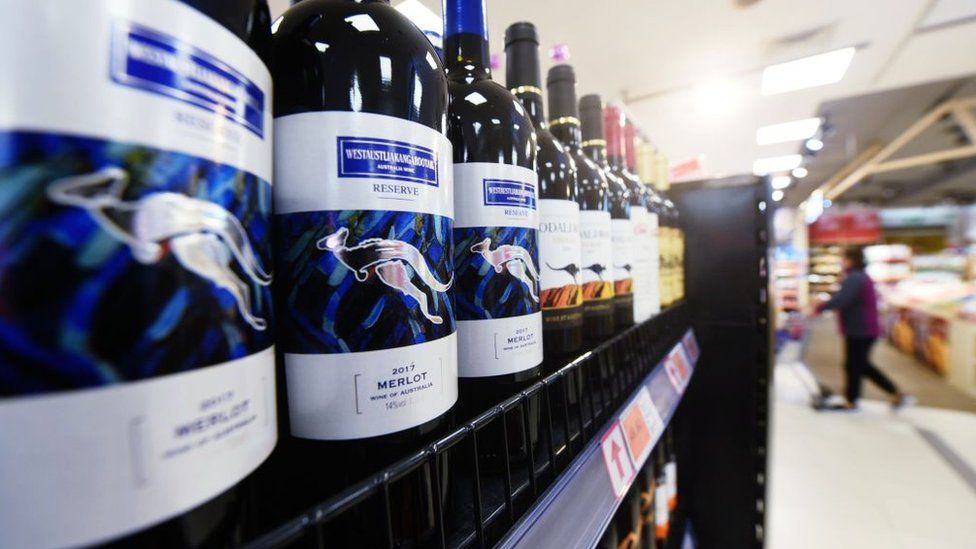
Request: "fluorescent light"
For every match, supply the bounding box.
[753,154,802,176]
[771,175,792,189]
[792,167,808,178]
[772,189,785,202]
[756,117,821,145]
[805,138,824,151]
[761,47,856,96]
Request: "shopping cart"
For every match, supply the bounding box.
[779,312,838,410]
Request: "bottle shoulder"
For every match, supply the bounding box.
[536,129,578,201]
[446,78,536,167]
[271,0,447,128]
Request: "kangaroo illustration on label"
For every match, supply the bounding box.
[584,263,610,280]
[317,227,453,325]
[46,167,271,330]
[470,237,540,302]
[616,263,632,274]
[546,262,581,285]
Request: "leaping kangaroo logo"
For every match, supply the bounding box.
[615,263,633,274]
[546,262,581,285]
[46,167,272,331]
[584,263,610,280]
[316,227,453,325]
[470,238,540,302]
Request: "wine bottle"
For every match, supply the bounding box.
[636,140,663,316]
[606,105,654,324]
[640,466,657,549]
[580,94,634,331]
[444,0,541,457]
[665,427,678,512]
[655,153,675,309]
[654,444,671,547]
[0,1,274,546]
[547,66,615,341]
[505,22,583,365]
[268,0,455,544]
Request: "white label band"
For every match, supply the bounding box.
[0,348,277,548]
[274,111,454,217]
[285,334,458,440]
[454,163,539,229]
[456,314,544,377]
[0,0,272,182]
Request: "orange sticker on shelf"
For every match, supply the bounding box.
[620,403,652,463]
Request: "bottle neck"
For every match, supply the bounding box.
[443,0,490,77]
[514,90,546,128]
[550,119,582,148]
[583,142,608,165]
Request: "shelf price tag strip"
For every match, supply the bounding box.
[498,328,699,549]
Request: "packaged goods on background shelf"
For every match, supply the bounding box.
[809,245,843,298]
[865,244,912,285]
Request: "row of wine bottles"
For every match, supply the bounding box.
[601,430,679,549]
[0,0,686,546]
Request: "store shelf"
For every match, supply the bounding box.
[497,330,697,549]
[244,304,692,549]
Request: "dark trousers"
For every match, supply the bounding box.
[844,336,899,403]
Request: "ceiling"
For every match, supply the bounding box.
[787,76,976,208]
[268,0,976,205]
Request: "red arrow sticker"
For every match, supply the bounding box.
[601,422,636,498]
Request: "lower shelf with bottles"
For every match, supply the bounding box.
[245,302,695,549]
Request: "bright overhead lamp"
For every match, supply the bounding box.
[753,154,802,176]
[792,167,808,178]
[694,79,738,115]
[805,138,824,152]
[771,175,791,189]
[761,47,856,96]
[771,189,785,202]
[756,117,822,145]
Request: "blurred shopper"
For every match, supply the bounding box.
[814,247,914,411]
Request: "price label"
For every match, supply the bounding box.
[634,387,664,441]
[620,400,652,464]
[600,422,635,497]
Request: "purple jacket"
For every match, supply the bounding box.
[820,268,880,338]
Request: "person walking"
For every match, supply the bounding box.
[814,247,914,411]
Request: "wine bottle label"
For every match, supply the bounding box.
[579,210,614,307]
[0,1,275,547]
[539,199,584,329]
[630,205,654,323]
[611,218,635,298]
[454,163,543,377]
[665,461,678,508]
[655,482,670,535]
[274,111,457,440]
[646,212,662,315]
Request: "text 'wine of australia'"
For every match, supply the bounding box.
[444,0,542,429]
[505,21,583,364]
[0,1,275,546]
[547,65,615,340]
[581,94,634,331]
[267,0,455,545]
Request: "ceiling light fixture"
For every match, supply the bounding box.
[771,189,785,202]
[792,167,808,178]
[756,117,822,145]
[753,154,803,176]
[771,175,792,189]
[805,138,824,152]
[761,47,856,96]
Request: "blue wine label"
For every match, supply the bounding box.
[0,1,275,547]
[453,163,543,378]
[275,111,457,440]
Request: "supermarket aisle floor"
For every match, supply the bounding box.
[803,315,976,412]
[767,359,976,549]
